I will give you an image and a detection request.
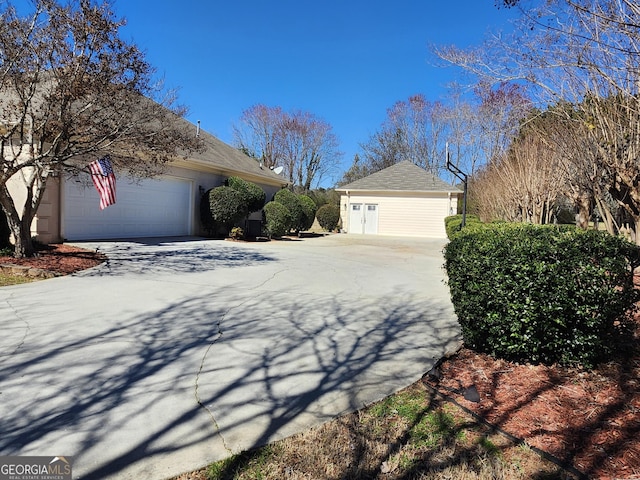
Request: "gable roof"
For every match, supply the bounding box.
[336,161,461,193]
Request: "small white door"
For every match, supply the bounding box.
[349,203,364,234]
[348,202,378,234]
[364,204,378,234]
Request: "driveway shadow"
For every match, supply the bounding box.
[72,238,277,276]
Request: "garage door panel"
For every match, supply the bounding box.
[63,177,192,240]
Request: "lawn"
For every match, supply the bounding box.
[173,382,576,480]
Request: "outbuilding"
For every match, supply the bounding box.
[335,161,461,238]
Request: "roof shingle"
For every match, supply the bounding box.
[336,161,461,193]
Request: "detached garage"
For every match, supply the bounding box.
[335,161,461,238]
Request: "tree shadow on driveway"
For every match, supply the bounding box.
[72,237,277,276]
[0,282,459,479]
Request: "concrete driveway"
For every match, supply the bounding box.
[0,234,460,479]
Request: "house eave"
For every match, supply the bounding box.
[335,188,462,195]
[172,157,288,187]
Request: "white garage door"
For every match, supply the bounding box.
[63,176,192,240]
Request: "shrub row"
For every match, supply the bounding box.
[444,223,640,368]
[263,189,318,238]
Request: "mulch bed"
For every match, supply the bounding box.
[428,325,640,479]
[0,244,106,275]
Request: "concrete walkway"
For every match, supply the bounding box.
[0,234,460,479]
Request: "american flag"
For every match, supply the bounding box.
[89,156,116,210]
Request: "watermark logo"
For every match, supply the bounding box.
[0,456,72,480]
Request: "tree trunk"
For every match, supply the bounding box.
[4,211,35,258]
[594,196,618,236]
[575,194,591,229]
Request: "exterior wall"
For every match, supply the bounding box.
[7,163,285,243]
[5,170,62,244]
[340,191,458,238]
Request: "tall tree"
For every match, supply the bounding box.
[0,0,199,257]
[232,104,285,169]
[437,0,640,242]
[233,105,342,190]
[359,94,447,176]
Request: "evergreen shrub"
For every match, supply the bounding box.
[316,204,340,231]
[226,176,265,213]
[263,201,292,238]
[298,195,317,232]
[444,223,640,368]
[274,189,302,233]
[200,186,247,237]
[444,214,482,240]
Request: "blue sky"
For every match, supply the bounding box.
[60,1,519,185]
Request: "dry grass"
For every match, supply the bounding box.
[0,272,33,286]
[174,382,575,480]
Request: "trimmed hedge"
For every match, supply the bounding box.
[298,195,317,232]
[444,223,640,368]
[263,201,292,238]
[226,176,265,213]
[316,204,340,231]
[200,186,247,237]
[444,214,482,240]
[274,189,302,233]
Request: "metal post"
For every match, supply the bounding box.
[445,142,468,228]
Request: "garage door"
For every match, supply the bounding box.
[63,176,192,240]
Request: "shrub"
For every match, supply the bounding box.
[200,186,247,237]
[316,204,340,232]
[298,195,317,232]
[226,176,265,213]
[444,214,482,240]
[444,223,640,368]
[229,227,244,240]
[263,201,292,238]
[274,189,302,233]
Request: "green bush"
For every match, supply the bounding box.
[200,186,248,237]
[226,176,265,213]
[274,189,302,233]
[444,223,640,368]
[263,201,292,238]
[316,204,340,232]
[444,214,482,240]
[298,195,317,232]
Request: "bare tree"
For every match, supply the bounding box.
[472,128,565,224]
[0,0,199,257]
[233,105,341,190]
[232,104,285,169]
[436,0,640,242]
[359,94,448,176]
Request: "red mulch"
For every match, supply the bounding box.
[0,244,106,275]
[429,321,640,479]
